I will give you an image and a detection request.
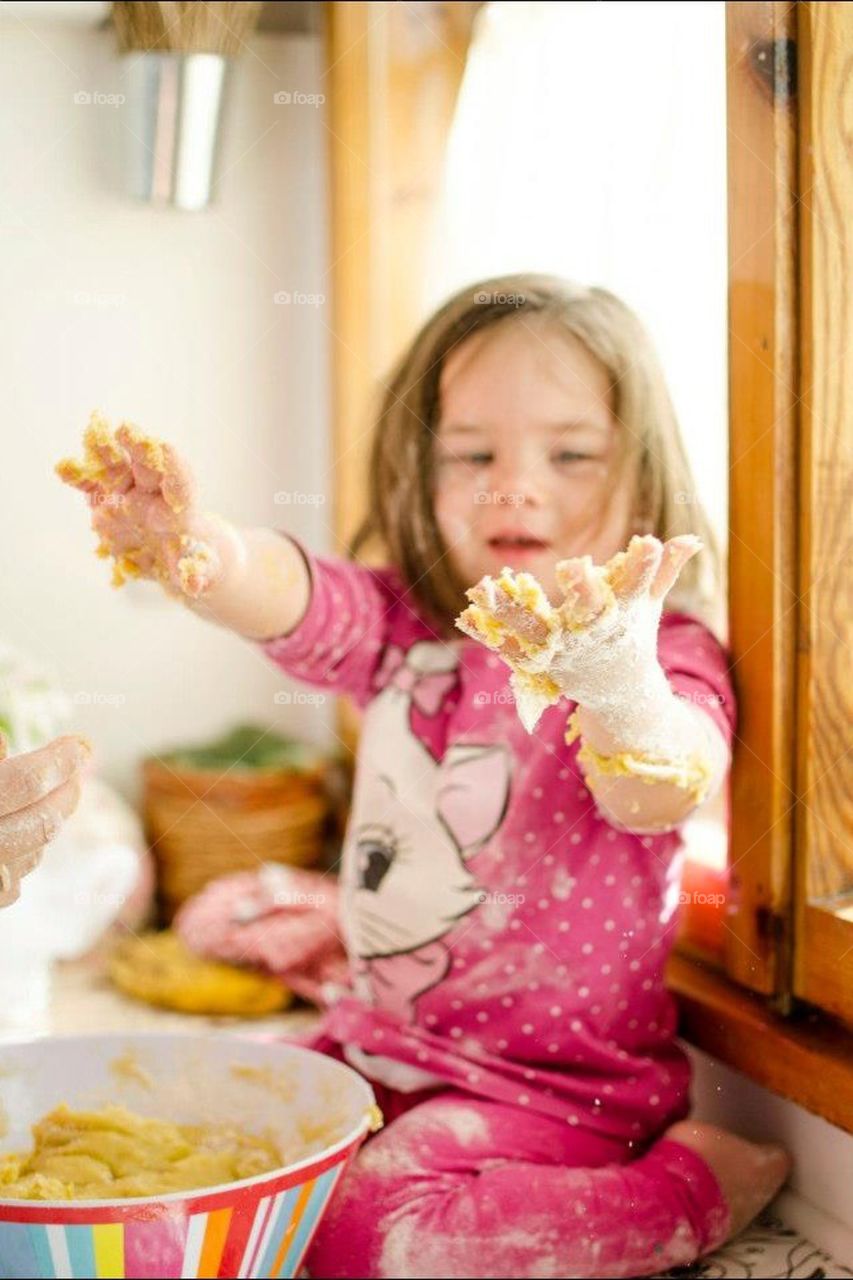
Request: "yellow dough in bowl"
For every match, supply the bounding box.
[0,1103,282,1200]
[108,931,293,1017]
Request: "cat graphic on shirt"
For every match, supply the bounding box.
[341,640,511,1022]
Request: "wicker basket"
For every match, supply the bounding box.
[143,744,331,921]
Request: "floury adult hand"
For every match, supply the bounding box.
[0,734,91,907]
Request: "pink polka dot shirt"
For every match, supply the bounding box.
[262,536,737,1145]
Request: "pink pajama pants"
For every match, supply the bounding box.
[303,1039,731,1280]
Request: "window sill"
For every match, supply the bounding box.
[666,952,853,1135]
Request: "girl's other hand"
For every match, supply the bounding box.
[57,413,237,599]
[457,533,702,726]
[0,734,91,908]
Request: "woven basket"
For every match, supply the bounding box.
[143,753,330,921]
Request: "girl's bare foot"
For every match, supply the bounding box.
[665,1120,792,1241]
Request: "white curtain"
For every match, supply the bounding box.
[425,0,728,547]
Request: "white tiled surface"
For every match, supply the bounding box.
[686,1042,853,1238]
[651,1207,853,1278]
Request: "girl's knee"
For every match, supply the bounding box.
[305,1151,442,1279]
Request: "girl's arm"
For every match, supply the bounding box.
[457,534,730,835]
[58,418,410,704]
[184,524,312,641]
[567,675,730,834]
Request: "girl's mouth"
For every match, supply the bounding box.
[487,535,550,555]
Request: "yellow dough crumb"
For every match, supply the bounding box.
[565,709,713,804]
[457,567,559,661]
[175,537,217,595]
[0,1103,282,1201]
[55,412,125,490]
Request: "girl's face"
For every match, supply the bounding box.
[434,317,637,601]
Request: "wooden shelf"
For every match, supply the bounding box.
[668,951,853,1135]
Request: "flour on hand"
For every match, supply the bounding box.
[455,534,716,802]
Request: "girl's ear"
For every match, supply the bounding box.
[435,743,511,858]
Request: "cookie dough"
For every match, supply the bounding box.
[109,931,292,1017]
[0,1103,281,1200]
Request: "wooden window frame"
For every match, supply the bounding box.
[673,0,853,1129]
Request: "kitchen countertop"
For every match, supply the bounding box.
[12,951,323,1043]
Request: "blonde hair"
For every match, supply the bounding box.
[349,273,725,640]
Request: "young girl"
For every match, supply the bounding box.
[60,275,790,1279]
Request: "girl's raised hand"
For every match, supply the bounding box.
[456,534,702,731]
[0,734,90,907]
[57,413,231,599]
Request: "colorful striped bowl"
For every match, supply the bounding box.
[0,1034,379,1278]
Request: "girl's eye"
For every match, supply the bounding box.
[553,450,593,465]
[436,451,494,467]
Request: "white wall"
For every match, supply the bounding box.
[686,1043,853,1255]
[0,12,335,795]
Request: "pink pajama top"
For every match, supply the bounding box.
[261,537,736,1146]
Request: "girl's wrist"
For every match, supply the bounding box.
[182,518,249,619]
[568,660,677,755]
[186,525,312,641]
[566,667,719,809]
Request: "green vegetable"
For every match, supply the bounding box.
[159,724,321,773]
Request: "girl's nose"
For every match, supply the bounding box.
[492,459,544,509]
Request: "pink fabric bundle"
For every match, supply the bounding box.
[174,864,350,1006]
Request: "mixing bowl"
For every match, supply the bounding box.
[0,1033,378,1279]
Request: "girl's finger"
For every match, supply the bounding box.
[556,556,609,627]
[90,434,134,495]
[159,443,196,515]
[461,580,552,649]
[650,535,703,599]
[0,735,90,819]
[607,535,664,600]
[56,415,133,498]
[0,773,82,861]
[116,426,195,515]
